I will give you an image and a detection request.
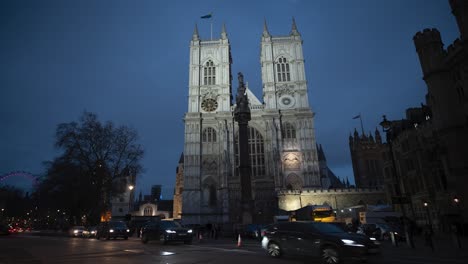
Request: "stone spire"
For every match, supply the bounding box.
[375,127,382,144]
[263,18,271,38]
[192,23,199,41]
[221,23,227,39]
[291,17,300,36]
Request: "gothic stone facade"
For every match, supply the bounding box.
[181,20,327,225]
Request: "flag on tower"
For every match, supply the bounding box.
[352,114,361,119]
[201,12,212,19]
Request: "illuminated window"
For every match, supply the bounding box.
[202,127,217,142]
[276,57,291,82]
[203,60,216,85]
[282,122,296,139]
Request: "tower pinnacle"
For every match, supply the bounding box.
[263,18,271,38]
[221,23,227,39]
[192,24,199,41]
[291,17,300,36]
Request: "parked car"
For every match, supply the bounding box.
[96,221,130,240]
[358,222,404,241]
[69,226,86,237]
[261,221,378,263]
[140,220,193,244]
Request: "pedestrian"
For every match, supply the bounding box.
[423,224,434,252]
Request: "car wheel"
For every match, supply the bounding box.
[159,234,167,244]
[141,234,149,244]
[267,242,281,258]
[321,246,340,264]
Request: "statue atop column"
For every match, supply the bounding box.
[234,72,251,123]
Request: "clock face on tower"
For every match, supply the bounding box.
[201,98,218,112]
[279,95,295,108]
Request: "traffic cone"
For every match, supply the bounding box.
[237,234,242,247]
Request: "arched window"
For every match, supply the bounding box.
[286,173,302,190]
[282,122,296,139]
[144,206,153,216]
[202,127,217,142]
[235,126,265,178]
[204,60,216,85]
[276,57,291,82]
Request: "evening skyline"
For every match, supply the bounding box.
[0,0,459,198]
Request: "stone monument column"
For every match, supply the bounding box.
[234,72,253,224]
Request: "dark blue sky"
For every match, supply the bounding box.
[0,0,458,198]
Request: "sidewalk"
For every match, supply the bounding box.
[379,232,468,259]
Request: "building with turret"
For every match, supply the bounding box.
[410,0,468,228]
[368,0,468,229]
[349,129,385,189]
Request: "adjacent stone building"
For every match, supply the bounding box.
[351,0,468,229]
[349,129,385,189]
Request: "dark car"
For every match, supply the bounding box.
[83,226,97,238]
[261,221,378,263]
[140,220,193,244]
[96,221,130,240]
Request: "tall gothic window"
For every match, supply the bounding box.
[204,60,216,85]
[282,122,296,139]
[235,126,266,178]
[202,127,217,142]
[276,57,291,82]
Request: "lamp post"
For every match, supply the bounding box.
[380,115,413,248]
[423,201,432,227]
[453,196,464,236]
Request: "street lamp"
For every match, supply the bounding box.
[380,115,412,248]
[423,201,432,228]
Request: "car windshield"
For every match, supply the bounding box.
[160,221,182,229]
[310,222,345,233]
[109,222,127,228]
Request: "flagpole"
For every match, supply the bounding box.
[210,20,213,40]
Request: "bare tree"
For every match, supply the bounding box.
[35,111,144,224]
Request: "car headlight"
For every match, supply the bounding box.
[109,229,114,233]
[341,239,365,247]
[370,237,376,241]
[126,229,130,232]
[91,231,96,234]
[165,230,176,234]
[73,230,78,234]
[187,229,193,233]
